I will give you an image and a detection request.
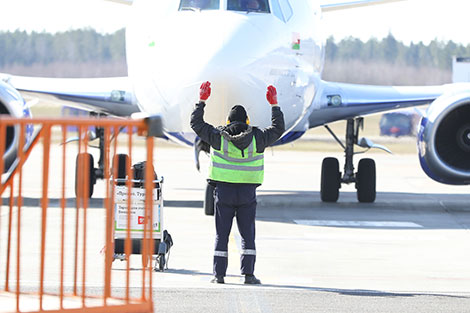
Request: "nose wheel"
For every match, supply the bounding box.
[320,157,341,202]
[356,158,376,203]
[320,118,377,203]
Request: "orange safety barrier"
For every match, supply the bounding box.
[0,116,162,313]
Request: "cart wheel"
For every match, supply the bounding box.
[158,254,165,271]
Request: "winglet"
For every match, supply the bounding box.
[321,0,405,13]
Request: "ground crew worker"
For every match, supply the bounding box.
[190,81,285,284]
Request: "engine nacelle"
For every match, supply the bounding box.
[0,79,32,172]
[418,91,470,185]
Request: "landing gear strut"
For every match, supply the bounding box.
[321,118,376,203]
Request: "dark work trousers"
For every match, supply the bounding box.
[213,182,257,277]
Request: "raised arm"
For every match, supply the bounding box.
[190,81,222,150]
[255,85,285,151]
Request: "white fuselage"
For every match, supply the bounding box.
[125,0,324,143]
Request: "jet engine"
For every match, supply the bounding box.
[0,79,32,172]
[418,91,470,185]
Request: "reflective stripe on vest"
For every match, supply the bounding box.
[209,136,264,184]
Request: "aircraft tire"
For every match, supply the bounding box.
[75,153,95,198]
[356,158,376,203]
[204,183,215,216]
[320,157,340,202]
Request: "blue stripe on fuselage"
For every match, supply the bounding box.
[168,131,305,147]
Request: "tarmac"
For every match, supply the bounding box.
[1,140,470,313]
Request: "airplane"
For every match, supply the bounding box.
[1,0,470,215]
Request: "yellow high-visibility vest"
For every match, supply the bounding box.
[209,136,264,184]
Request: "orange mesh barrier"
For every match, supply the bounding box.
[0,116,159,313]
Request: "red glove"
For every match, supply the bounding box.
[266,85,278,105]
[200,81,211,101]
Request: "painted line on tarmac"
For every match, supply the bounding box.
[294,220,423,228]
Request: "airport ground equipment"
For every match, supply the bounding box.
[112,159,173,272]
[0,115,162,313]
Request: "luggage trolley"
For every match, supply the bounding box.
[112,161,173,271]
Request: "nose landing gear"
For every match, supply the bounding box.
[321,118,385,203]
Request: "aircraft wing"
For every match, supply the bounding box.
[0,74,139,117]
[309,81,470,128]
[320,0,405,12]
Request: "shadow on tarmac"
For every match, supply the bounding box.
[255,191,470,230]
[1,197,205,209]
[254,284,470,299]
[5,191,468,210]
[4,190,469,231]
[2,196,105,208]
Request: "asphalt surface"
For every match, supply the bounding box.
[1,142,470,312]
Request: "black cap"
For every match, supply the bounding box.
[227,105,247,123]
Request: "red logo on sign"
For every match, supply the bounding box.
[138,216,145,224]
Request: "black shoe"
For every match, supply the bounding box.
[244,275,261,285]
[210,276,225,284]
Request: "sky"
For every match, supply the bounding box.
[1,0,470,45]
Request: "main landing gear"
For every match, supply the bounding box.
[321,117,390,203]
[75,124,106,198]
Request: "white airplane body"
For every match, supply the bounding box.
[2,0,470,204]
[126,0,323,144]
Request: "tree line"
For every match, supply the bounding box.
[0,29,125,67]
[0,29,467,84]
[326,34,470,70]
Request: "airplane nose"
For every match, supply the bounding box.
[149,12,272,131]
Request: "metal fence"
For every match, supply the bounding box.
[0,116,160,313]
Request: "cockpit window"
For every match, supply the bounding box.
[227,0,270,13]
[179,0,220,11]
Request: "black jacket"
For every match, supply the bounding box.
[190,101,285,154]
